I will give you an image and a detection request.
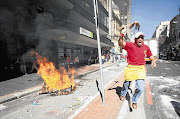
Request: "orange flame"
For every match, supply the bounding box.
[32,51,75,93]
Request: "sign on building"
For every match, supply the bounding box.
[80,27,93,38]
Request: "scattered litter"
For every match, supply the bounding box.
[70,103,80,108]
[161,73,166,74]
[175,85,180,88]
[149,92,154,95]
[0,104,8,111]
[85,108,88,112]
[69,103,81,109]
[159,60,163,62]
[174,64,179,66]
[19,115,24,119]
[165,68,171,70]
[163,89,168,93]
[160,95,175,109]
[149,92,155,95]
[32,101,39,105]
[75,96,92,102]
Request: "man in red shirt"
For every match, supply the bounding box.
[118,24,156,109]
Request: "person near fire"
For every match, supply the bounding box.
[118,23,156,109]
[74,55,79,68]
[67,55,71,67]
[30,61,38,73]
[15,57,27,75]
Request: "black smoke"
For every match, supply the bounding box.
[0,0,62,80]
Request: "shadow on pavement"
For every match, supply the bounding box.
[107,81,123,98]
[171,101,180,117]
[96,80,103,103]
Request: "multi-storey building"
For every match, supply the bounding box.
[168,14,180,60]
[111,0,131,58]
[157,8,180,60]
[158,27,169,57]
[113,0,131,40]
[111,1,122,55]
[99,0,131,59]
[175,8,180,52]
[152,21,170,39]
[152,21,170,58]
[0,0,114,80]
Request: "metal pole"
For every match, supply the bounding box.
[93,0,105,105]
[108,0,112,38]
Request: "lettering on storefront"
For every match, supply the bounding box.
[80,27,93,38]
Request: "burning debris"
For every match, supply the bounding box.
[32,51,76,95]
[40,83,74,96]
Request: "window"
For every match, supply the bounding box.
[75,0,94,16]
[74,0,108,28]
[99,8,108,28]
[99,0,107,10]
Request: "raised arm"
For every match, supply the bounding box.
[118,25,126,48]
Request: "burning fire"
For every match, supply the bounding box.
[32,51,75,95]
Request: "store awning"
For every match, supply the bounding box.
[35,28,113,48]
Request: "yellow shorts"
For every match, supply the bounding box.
[124,65,146,81]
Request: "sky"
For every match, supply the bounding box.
[131,0,180,39]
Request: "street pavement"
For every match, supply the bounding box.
[0,62,131,119]
[0,62,116,104]
[0,61,132,119]
[2,61,172,119]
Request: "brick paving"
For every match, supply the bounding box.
[74,72,125,119]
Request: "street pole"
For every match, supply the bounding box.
[93,0,106,105]
[108,0,112,39]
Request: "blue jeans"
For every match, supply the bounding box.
[121,79,145,103]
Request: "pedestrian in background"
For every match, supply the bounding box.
[102,54,105,64]
[118,23,156,109]
[30,61,38,73]
[107,54,110,62]
[67,55,71,67]
[88,55,91,66]
[74,55,79,68]
[94,54,97,64]
[16,57,27,75]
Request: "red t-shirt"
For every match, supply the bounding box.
[123,42,152,65]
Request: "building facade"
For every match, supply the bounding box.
[152,21,170,58]
[113,0,131,40]
[157,8,180,60]
[111,1,122,55]
[168,14,180,60]
[175,9,180,52]
[0,0,114,80]
[111,0,131,58]
[152,21,170,39]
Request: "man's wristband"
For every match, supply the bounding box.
[121,33,124,37]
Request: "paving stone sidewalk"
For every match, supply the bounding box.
[71,72,125,119]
